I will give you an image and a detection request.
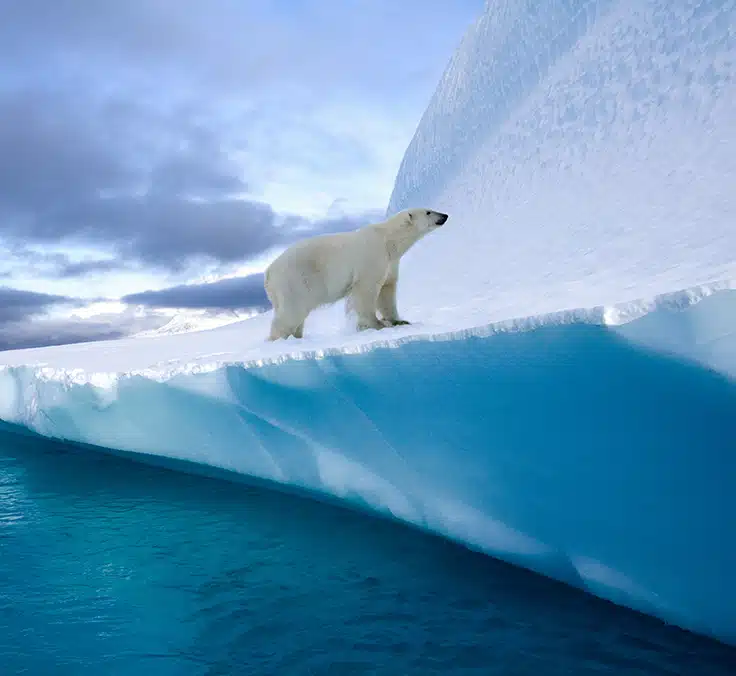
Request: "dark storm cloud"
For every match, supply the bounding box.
[0,91,132,220]
[56,259,127,279]
[0,312,169,353]
[0,286,154,353]
[123,274,270,312]
[0,287,76,324]
[0,85,378,272]
[54,194,279,270]
[0,0,468,277]
[0,245,128,281]
[0,87,269,267]
[0,284,170,352]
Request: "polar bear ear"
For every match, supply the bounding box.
[406,210,413,221]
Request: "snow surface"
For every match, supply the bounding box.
[387,0,736,324]
[1,0,735,645]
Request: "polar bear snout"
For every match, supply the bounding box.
[406,208,448,231]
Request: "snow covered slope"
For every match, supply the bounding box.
[1,0,735,646]
[388,0,736,323]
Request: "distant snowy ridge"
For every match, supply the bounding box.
[133,311,252,338]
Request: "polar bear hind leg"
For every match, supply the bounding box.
[265,270,308,341]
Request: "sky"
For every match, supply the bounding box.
[0,0,482,351]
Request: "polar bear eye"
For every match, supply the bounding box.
[426,210,431,216]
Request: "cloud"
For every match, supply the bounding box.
[0,91,131,221]
[0,88,263,266]
[55,259,128,279]
[55,194,279,270]
[0,287,171,352]
[0,287,76,324]
[0,312,169,352]
[0,82,385,274]
[0,245,129,281]
[0,286,173,352]
[123,274,270,312]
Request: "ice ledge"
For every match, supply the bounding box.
[1,278,734,386]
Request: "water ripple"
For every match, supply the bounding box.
[1,431,734,675]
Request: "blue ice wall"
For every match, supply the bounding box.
[1,310,735,644]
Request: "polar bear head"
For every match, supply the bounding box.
[404,208,449,234]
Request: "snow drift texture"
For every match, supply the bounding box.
[1,0,735,646]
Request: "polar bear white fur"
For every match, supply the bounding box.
[264,208,449,340]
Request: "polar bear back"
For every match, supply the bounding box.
[267,227,389,309]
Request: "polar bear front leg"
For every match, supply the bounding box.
[351,277,385,331]
[377,278,410,327]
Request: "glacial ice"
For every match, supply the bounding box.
[1,0,735,646]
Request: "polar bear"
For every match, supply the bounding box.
[263,208,448,340]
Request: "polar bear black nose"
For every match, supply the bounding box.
[436,212,448,225]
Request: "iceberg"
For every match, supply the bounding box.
[1,0,735,647]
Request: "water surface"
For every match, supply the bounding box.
[1,430,734,675]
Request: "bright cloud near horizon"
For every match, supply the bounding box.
[0,0,482,351]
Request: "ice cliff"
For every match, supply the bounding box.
[1,0,735,646]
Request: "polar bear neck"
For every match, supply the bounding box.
[373,218,425,261]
